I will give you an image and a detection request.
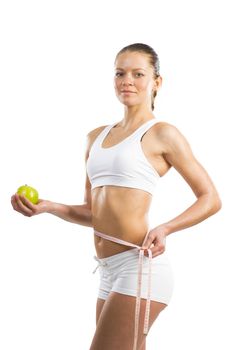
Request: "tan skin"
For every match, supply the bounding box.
[11,51,222,350]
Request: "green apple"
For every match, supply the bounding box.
[17,184,39,204]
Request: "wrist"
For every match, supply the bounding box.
[44,200,58,214]
[156,223,172,236]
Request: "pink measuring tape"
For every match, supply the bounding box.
[93,229,152,350]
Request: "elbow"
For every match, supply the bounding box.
[198,191,222,217]
[215,197,222,212]
[211,200,222,215]
[209,193,222,215]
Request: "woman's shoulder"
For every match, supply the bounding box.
[154,120,181,136]
[153,121,188,148]
[85,124,109,157]
[86,123,111,147]
[87,124,109,137]
[153,120,191,155]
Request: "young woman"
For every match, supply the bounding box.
[11,43,222,350]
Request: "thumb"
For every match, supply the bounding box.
[141,237,152,250]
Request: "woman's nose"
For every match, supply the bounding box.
[122,79,134,86]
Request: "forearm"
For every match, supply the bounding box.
[46,202,93,227]
[161,193,222,236]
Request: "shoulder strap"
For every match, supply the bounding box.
[90,123,115,148]
[134,119,159,140]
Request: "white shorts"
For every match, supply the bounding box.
[94,247,174,305]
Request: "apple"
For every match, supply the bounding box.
[17,184,39,204]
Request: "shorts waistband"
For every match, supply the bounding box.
[95,247,139,264]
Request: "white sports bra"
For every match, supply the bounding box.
[86,118,160,195]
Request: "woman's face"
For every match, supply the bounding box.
[114,51,161,109]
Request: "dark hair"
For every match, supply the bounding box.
[115,43,160,110]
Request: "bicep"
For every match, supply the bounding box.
[161,124,217,198]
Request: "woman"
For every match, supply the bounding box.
[11,43,222,350]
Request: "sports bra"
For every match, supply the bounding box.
[86,118,160,195]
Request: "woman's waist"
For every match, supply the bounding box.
[93,221,150,258]
[94,247,171,272]
[93,219,149,245]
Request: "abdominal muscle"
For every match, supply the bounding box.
[91,185,152,258]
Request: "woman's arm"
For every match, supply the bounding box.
[11,133,94,228]
[162,193,220,236]
[160,123,222,236]
[46,201,93,227]
[11,195,93,227]
[142,123,222,256]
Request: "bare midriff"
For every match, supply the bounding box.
[91,185,152,258]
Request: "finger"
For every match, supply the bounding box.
[151,245,166,258]
[14,194,34,216]
[142,236,153,250]
[11,195,19,210]
[143,249,150,257]
[19,194,35,210]
[14,194,31,215]
[11,199,27,216]
[142,246,154,257]
[11,194,27,214]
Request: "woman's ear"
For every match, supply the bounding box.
[155,75,162,90]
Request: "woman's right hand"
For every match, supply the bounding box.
[11,193,52,217]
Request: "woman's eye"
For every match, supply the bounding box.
[115,72,144,77]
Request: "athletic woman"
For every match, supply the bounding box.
[11,43,222,350]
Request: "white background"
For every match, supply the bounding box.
[0,0,233,349]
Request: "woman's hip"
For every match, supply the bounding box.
[95,247,174,304]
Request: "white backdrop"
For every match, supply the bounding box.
[0,0,233,349]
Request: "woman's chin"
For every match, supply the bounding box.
[119,100,138,107]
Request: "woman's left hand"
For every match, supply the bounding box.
[141,225,167,258]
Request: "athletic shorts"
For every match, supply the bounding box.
[94,247,174,305]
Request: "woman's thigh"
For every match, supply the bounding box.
[90,291,167,350]
[96,298,106,325]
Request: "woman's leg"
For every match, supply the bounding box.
[96,297,147,349]
[91,291,167,350]
[96,298,106,325]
